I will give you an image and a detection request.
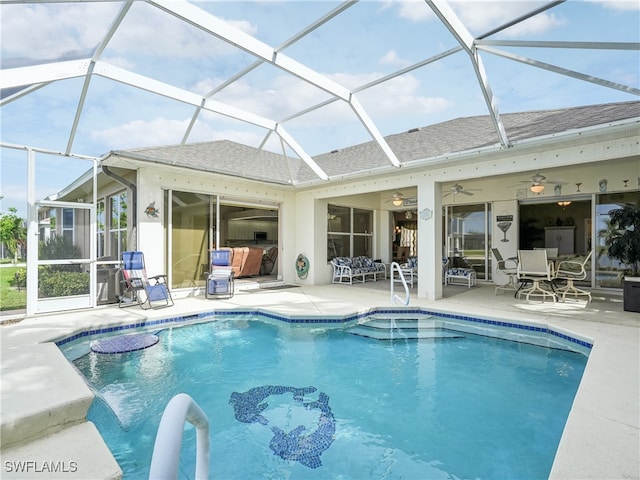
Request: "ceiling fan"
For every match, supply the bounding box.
[513,173,568,193]
[443,183,476,197]
[387,191,416,207]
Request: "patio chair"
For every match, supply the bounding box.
[119,251,174,309]
[555,250,593,302]
[492,248,519,295]
[261,247,278,275]
[442,257,448,285]
[534,247,559,259]
[516,250,557,302]
[206,249,234,299]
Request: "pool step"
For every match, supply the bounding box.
[348,314,463,341]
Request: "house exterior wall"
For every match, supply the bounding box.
[136,172,166,276]
[110,124,639,302]
[131,165,296,282]
[290,128,639,300]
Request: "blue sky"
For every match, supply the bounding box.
[1,0,639,217]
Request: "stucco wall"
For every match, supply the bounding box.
[123,128,639,301]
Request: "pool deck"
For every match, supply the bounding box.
[1,283,638,479]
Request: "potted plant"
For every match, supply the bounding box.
[604,204,640,312]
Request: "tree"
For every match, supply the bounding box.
[605,204,640,275]
[0,207,26,263]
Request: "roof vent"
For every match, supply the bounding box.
[330,149,340,154]
[407,128,420,133]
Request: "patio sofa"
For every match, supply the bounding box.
[330,256,387,284]
[445,267,477,288]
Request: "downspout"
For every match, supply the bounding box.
[102,165,137,251]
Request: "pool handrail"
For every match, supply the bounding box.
[149,393,210,480]
[390,262,410,305]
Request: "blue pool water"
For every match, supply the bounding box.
[70,314,588,479]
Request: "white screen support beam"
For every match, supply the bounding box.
[148,0,401,170]
[427,0,509,148]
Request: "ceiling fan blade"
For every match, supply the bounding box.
[459,190,474,196]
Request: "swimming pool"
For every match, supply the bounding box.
[68,311,589,479]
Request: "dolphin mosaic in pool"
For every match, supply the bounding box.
[229,385,336,469]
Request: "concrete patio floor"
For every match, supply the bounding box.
[1,281,638,479]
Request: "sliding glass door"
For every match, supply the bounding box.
[595,191,640,289]
[170,191,212,289]
[444,203,491,280]
[167,191,280,289]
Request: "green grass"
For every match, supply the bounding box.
[0,266,27,311]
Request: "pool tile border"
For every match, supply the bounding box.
[55,307,593,350]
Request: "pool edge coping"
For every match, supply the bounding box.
[54,306,594,352]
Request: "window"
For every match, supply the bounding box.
[62,208,74,242]
[97,200,105,258]
[109,192,127,258]
[327,205,373,260]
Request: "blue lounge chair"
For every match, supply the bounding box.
[206,249,234,299]
[119,251,174,309]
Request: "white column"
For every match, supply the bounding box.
[417,181,443,300]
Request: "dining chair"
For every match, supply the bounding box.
[534,247,559,259]
[491,248,519,295]
[555,251,593,302]
[516,250,557,302]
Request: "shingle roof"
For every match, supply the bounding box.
[113,100,640,186]
[121,140,306,185]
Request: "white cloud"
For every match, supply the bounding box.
[0,3,119,60]
[389,0,435,22]
[90,116,268,152]
[358,74,452,117]
[0,2,259,62]
[448,2,566,36]
[493,12,566,37]
[190,124,265,146]
[107,3,258,59]
[383,1,566,37]
[91,118,191,149]
[100,56,135,71]
[103,66,452,150]
[199,74,330,121]
[589,0,640,11]
[379,50,411,67]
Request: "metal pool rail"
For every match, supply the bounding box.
[390,261,410,305]
[149,393,210,480]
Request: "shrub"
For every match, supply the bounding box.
[40,234,80,259]
[38,270,89,298]
[13,268,26,288]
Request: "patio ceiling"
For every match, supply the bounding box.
[1,0,639,185]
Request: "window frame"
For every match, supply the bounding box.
[108,191,128,259]
[327,204,373,261]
